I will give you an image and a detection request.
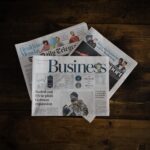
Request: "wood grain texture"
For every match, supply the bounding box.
[0,0,150,149]
[0,0,150,24]
[0,117,150,150]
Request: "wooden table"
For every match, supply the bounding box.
[0,0,150,149]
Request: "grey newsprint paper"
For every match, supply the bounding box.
[70,27,138,98]
[15,22,88,99]
[32,56,109,122]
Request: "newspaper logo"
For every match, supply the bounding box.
[49,60,107,73]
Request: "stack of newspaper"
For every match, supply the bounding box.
[15,22,137,122]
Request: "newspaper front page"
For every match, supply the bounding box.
[32,56,109,122]
[70,27,138,98]
[15,22,88,99]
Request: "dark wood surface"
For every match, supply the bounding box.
[0,0,150,150]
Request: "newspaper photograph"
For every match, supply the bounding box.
[32,56,109,122]
[70,27,138,98]
[15,22,88,99]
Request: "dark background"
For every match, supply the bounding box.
[0,0,150,150]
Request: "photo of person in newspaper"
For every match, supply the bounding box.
[55,36,64,47]
[63,92,88,116]
[116,58,123,69]
[116,58,127,73]
[69,31,80,43]
[71,41,100,56]
[121,61,127,73]
[41,40,50,52]
[86,35,97,48]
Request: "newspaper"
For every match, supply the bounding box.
[32,56,109,122]
[70,27,138,98]
[15,22,88,99]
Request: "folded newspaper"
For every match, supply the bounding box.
[15,22,88,99]
[32,56,109,122]
[70,27,138,98]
